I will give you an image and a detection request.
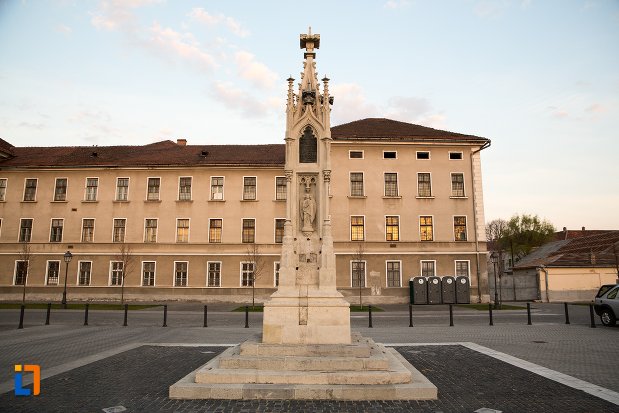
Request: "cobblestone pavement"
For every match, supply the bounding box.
[1,345,618,413]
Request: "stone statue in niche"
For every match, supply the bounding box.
[301,192,316,233]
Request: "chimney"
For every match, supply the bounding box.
[582,226,586,231]
[177,139,187,146]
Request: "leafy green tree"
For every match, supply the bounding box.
[505,214,556,258]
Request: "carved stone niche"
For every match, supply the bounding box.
[302,90,316,105]
[299,126,317,163]
[298,175,317,234]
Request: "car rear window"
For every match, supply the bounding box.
[596,285,616,298]
[608,287,618,299]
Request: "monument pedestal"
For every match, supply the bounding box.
[169,333,437,400]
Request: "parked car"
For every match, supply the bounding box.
[594,284,619,326]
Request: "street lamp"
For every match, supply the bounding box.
[62,250,73,309]
[490,251,499,309]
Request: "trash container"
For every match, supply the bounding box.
[410,277,428,305]
[427,276,442,304]
[456,276,470,304]
[441,276,456,304]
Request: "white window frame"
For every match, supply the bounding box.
[0,178,7,202]
[274,218,285,244]
[146,177,161,201]
[453,215,468,242]
[417,172,433,197]
[275,176,287,201]
[419,215,434,242]
[84,177,99,201]
[210,176,225,200]
[77,260,92,286]
[18,218,34,242]
[116,177,130,201]
[242,218,256,243]
[178,176,192,201]
[49,218,64,243]
[209,218,223,243]
[141,261,156,286]
[144,218,158,243]
[455,260,471,280]
[240,261,255,287]
[416,151,431,160]
[81,218,95,243]
[350,260,367,288]
[46,260,61,286]
[109,261,124,286]
[383,172,399,197]
[176,218,190,243]
[242,176,257,201]
[174,261,189,287]
[449,151,464,160]
[420,260,437,277]
[112,218,127,243]
[350,215,365,241]
[53,177,68,202]
[348,150,364,159]
[23,178,38,202]
[349,172,364,197]
[382,150,397,159]
[207,261,222,287]
[385,215,400,242]
[385,260,402,288]
[14,260,29,285]
[450,172,466,198]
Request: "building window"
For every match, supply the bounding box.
[384,173,398,197]
[351,261,366,287]
[241,262,255,287]
[351,216,364,241]
[416,151,430,160]
[417,173,432,197]
[113,219,126,243]
[274,262,280,287]
[78,262,92,286]
[455,261,470,278]
[349,150,364,159]
[275,219,285,243]
[243,177,256,200]
[451,173,465,197]
[275,177,287,200]
[179,177,192,201]
[147,178,160,201]
[211,177,224,200]
[454,216,467,241]
[110,261,123,286]
[54,178,67,201]
[176,219,190,243]
[14,261,28,285]
[449,152,463,160]
[46,261,60,285]
[420,216,433,241]
[23,178,37,201]
[209,219,222,243]
[50,219,63,243]
[207,262,221,287]
[175,262,188,287]
[19,219,33,242]
[242,219,255,243]
[383,151,397,159]
[421,261,435,277]
[350,172,364,197]
[0,178,6,201]
[142,262,156,286]
[386,261,401,287]
[116,178,129,201]
[386,216,399,241]
[144,219,157,243]
[82,219,95,242]
[85,178,98,201]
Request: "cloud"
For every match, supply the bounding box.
[384,0,411,9]
[330,83,378,124]
[18,121,46,130]
[90,0,158,31]
[188,7,250,37]
[210,81,279,117]
[585,103,606,114]
[235,51,277,89]
[55,24,72,34]
[474,0,510,18]
[148,22,217,72]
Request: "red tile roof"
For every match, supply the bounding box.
[331,118,488,142]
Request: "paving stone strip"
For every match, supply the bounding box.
[1,344,618,413]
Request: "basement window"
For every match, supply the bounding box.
[383,151,397,159]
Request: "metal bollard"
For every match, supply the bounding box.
[18,304,25,329]
[84,303,89,326]
[162,305,168,327]
[488,303,493,326]
[368,305,373,328]
[408,304,413,327]
[527,303,532,325]
[564,302,570,325]
[589,304,596,328]
[449,304,454,327]
[203,305,208,328]
[244,306,249,328]
[123,303,128,327]
[45,303,51,325]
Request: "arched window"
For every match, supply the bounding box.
[299,126,317,163]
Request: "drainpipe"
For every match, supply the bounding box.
[470,139,491,302]
[538,265,550,302]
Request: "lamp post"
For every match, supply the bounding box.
[490,251,499,309]
[62,251,73,309]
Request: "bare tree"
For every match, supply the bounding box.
[245,242,265,310]
[17,241,32,304]
[352,243,365,309]
[115,242,134,305]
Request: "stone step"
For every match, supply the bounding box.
[239,334,373,358]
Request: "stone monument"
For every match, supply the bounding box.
[170,29,437,400]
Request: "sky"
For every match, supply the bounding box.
[0,0,618,230]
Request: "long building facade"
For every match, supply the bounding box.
[0,35,491,304]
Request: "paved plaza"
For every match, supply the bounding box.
[0,303,618,412]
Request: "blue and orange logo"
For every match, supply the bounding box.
[14,364,40,396]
